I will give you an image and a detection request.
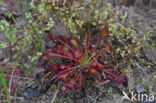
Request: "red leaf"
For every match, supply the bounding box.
[90,69,96,75]
[74,50,82,59]
[65,83,74,93]
[50,64,58,71]
[16,71,23,77]
[90,61,97,68]
[46,34,53,40]
[115,76,126,83]
[90,60,102,71]
[66,52,73,58]
[59,64,67,70]
[57,73,68,80]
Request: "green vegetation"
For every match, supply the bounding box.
[0,67,10,103]
[139,0,153,6]
[0,0,155,102]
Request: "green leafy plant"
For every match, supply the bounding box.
[0,20,17,44]
[0,66,10,103]
[1,0,51,77]
[0,42,7,49]
[144,30,156,49]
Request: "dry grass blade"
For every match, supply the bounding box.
[51,85,59,103]
[8,69,15,97]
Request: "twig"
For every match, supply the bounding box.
[8,69,15,97]
[51,86,59,103]
[0,73,34,80]
[0,94,24,101]
[135,63,150,77]
[0,58,9,65]
[87,95,96,103]
[10,96,24,100]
